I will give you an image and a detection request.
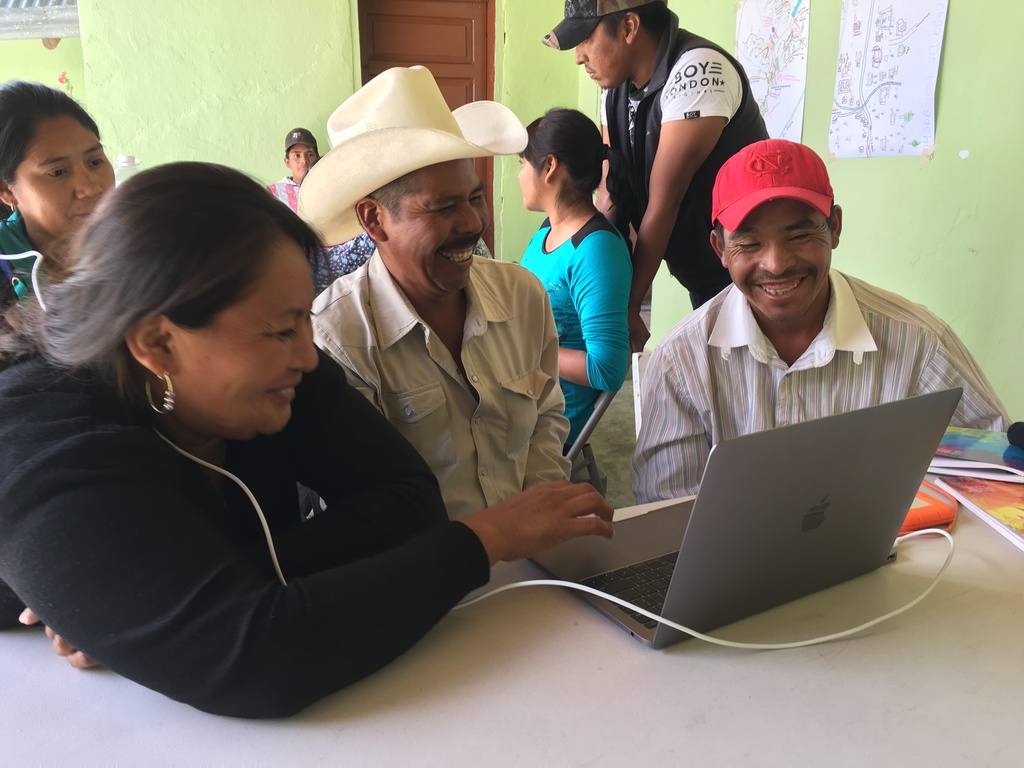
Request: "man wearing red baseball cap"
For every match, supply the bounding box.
[632,139,1008,503]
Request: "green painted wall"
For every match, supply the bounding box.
[77,0,360,183]
[73,0,582,261]
[492,0,598,262]
[0,37,86,102]
[646,0,1021,418]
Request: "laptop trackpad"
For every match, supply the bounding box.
[531,499,695,582]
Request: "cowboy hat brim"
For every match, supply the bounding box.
[299,100,526,246]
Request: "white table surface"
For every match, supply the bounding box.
[2,510,1023,767]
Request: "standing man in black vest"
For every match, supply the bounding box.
[544,1,768,351]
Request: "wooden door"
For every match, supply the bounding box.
[358,0,496,252]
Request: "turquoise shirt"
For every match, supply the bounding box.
[521,215,632,447]
[0,211,37,299]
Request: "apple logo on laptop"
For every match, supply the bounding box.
[802,495,829,532]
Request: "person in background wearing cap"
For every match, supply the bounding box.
[266,127,319,213]
[266,127,372,288]
[303,66,574,520]
[632,139,1008,503]
[545,1,769,352]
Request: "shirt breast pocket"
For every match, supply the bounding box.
[500,368,551,455]
[381,384,456,475]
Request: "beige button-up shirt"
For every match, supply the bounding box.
[633,271,1009,502]
[313,253,571,519]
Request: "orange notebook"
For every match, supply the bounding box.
[899,480,958,535]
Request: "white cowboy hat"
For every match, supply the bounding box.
[298,65,527,245]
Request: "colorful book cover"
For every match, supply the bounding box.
[935,476,1024,554]
[929,427,1024,483]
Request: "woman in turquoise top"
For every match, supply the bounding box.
[0,81,114,306]
[518,108,633,449]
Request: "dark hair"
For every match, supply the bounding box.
[369,169,422,216]
[522,108,632,216]
[30,162,322,407]
[0,80,101,184]
[600,2,671,39]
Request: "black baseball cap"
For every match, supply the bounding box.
[543,0,665,50]
[284,128,318,154]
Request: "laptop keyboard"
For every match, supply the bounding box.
[580,552,678,629]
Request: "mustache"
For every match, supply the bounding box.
[749,269,812,283]
[439,235,481,252]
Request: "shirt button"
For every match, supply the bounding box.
[471,374,479,383]
[480,469,488,477]
[403,405,414,417]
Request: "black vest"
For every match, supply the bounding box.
[606,13,768,299]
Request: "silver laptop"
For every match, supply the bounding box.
[532,389,962,649]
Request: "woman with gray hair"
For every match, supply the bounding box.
[0,162,613,718]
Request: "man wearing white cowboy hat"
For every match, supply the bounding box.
[305,66,573,520]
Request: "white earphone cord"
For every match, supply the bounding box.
[454,528,954,650]
[0,250,47,312]
[153,429,288,587]
[146,427,955,645]
[6,258,282,581]
[2,250,951,647]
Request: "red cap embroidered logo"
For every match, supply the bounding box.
[747,151,792,178]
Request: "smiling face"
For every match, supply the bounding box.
[712,198,841,340]
[359,159,488,303]
[0,114,114,256]
[159,236,320,441]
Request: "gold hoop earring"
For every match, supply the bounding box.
[145,371,176,414]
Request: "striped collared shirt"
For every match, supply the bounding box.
[312,253,570,519]
[633,271,1009,503]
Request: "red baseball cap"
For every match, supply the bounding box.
[712,139,834,231]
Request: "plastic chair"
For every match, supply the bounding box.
[566,389,616,494]
[632,351,651,438]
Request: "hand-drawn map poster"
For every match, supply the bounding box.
[829,0,949,158]
[736,0,811,142]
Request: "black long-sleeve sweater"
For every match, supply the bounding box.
[0,353,490,717]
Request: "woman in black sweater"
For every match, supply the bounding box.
[0,163,613,718]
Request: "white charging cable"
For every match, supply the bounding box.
[153,429,288,587]
[0,250,46,311]
[455,528,954,650]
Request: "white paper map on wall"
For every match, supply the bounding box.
[829,0,949,158]
[735,0,811,142]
